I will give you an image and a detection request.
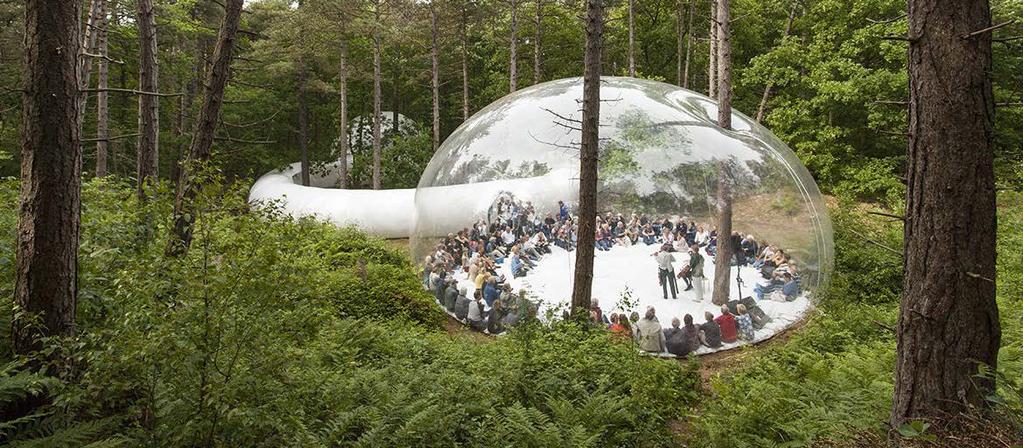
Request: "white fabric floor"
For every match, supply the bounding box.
[453,243,812,355]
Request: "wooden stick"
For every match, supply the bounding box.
[961,20,1014,39]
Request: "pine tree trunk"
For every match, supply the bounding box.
[431,4,440,151]
[755,6,795,123]
[572,0,603,319]
[509,0,518,93]
[683,0,694,88]
[461,4,470,121]
[136,0,159,199]
[95,0,109,177]
[707,0,717,99]
[14,0,81,359]
[298,74,310,187]
[889,0,999,429]
[627,0,635,76]
[711,0,733,306]
[338,40,349,188]
[534,0,542,84]
[676,0,684,86]
[166,0,244,257]
[372,3,383,190]
[77,0,101,132]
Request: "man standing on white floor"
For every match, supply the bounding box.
[654,243,678,300]
[686,244,706,302]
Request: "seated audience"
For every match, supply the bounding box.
[681,314,702,353]
[715,305,738,344]
[700,312,723,348]
[735,304,755,342]
[467,294,486,331]
[636,307,667,353]
[663,317,691,356]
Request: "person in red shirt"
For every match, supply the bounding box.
[715,305,738,343]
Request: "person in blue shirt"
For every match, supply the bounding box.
[558,200,569,221]
[483,278,501,307]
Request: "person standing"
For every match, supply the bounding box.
[686,244,706,302]
[654,244,678,299]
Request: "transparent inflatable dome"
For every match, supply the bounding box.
[414,77,832,331]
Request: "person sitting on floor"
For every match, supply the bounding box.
[608,313,626,337]
[444,280,459,311]
[663,317,690,356]
[735,304,755,342]
[447,285,466,313]
[483,277,501,307]
[642,224,657,245]
[510,250,530,278]
[467,293,486,332]
[636,307,667,353]
[454,290,474,321]
[681,313,702,353]
[700,311,723,348]
[488,299,506,334]
[715,305,739,344]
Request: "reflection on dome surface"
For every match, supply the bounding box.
[414,77,832,352]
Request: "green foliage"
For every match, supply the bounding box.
[687,194,1023,447]
[0,178,700,446]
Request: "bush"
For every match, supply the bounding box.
[0,177,701,447]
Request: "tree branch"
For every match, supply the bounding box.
[83,88,183,97]
[848,228,902,256]
[82,133,141,142]
[866,13,906,24]
[867,210,906,221]
[961,20,1015,39]
[214,136,275,144]
[82,51,125,65]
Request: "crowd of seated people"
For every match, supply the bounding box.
[422,196,806,338]
[595,300,771,357]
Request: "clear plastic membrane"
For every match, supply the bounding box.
[414,77,832,351]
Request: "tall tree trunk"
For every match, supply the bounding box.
[707,0,717,98]
[95,0,109,177]
[136,0,159,199]
[77,0,101,132]
[534,0,542,84]
[461,3,470,121]
[298,74,310,186]
[682,0,694,88]
[338,40,349,188]
[372,3,383,190]
[755,5,795,123]
[890,0,999,429]
[571,0,603,319]
[627,0,635,76]
[509,0,518,93]
[711,0,732,306]
[676,0,684,86]
[166,0,244,257]
[431,4,440,151]
[14,0,81,361]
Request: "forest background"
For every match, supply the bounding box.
[0,0,1021,446]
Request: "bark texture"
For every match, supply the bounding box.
[627,0,635,77]
[534,0,543,84]
[890,0,999,429]
[15,0,81,356]
[755,6,795,123]
[707,0,717,99]
[298,72,310,186]
[95,0,110,177]
[461,3,470,121]
[372,3,383,190]
[509,0,518,92]
[431,4,440,151]
[711,0,733,306]
[136,0,159,199]
[571,0,603,318]
[338,40,349,188]
[166,0,244,256]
